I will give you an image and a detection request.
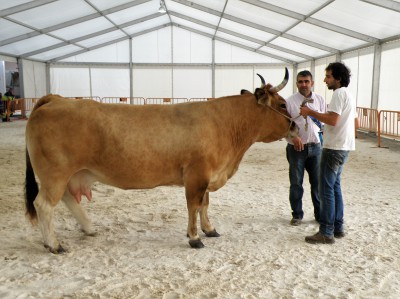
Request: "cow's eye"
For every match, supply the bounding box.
[280,103,287,109]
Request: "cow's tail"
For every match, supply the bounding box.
[25,148,38,225]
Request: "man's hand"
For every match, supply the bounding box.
[292,136,304,151]
[300,106,312,117]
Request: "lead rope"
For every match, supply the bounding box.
[266,105,301,138]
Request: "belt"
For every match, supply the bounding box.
[289,142,319,147]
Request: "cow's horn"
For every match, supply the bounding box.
[256,73,266,87]
[269,67,289,93]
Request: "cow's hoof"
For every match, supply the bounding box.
[45,244,66,254]
[203,229,220,237]
[189,239,205,249]
[82,229,97,237]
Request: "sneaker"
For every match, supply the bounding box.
[290,218,302,226]
[305,232,335,244]
[334,231,345,238]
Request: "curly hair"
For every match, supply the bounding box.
[325,62,351,87]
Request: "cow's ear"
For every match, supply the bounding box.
[255,88,271,106]
[241,89,252,95]
[254,88,264,100]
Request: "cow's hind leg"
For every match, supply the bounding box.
[200,192,220,238]
[34,188,65,254]
[62,191,95,236]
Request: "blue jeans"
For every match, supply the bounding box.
[319,149,349,237]
[286,143,321,221]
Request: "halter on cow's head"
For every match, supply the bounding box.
[249,68,298,139]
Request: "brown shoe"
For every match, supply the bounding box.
[334,231,345,238]
[290,218,302,226]
[305,232,335,244]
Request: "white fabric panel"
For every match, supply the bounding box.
[379,41,400,110]
[0,55,17,63]
[215,41,282,64]
[0,35,60,56]
[314,0,400,39]
[22,60,46,98]
[50,17,113,40]
[9,0,94,29]
[91,68,130,98]
[173,68,212,98]
[215,67,253,98]
[314,56,337,104]
[357,53,373,108]
[0,19,32,40]
[132,67,172,97]
[60,40,129,63]
[342,48,374,108]
[173,28,212,63]
[341,56,359,105]
[132,28,172,63]
[288,23,365,51]
[226,1,297,32]
[50,67,90,97]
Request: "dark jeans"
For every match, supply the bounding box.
[286,143,321,221]
[319,149,349,237]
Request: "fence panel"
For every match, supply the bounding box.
[189,98,215,102]
[66,96,101,101]
[356,107,378,133]
[145,98,188,105]
[17,98,39,118]
[378,110,400,147]
[100,97,146,104]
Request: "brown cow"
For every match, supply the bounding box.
[25,68,297,253]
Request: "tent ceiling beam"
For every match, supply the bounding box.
[242,0,378,43]
[172,0,338,53]
[360,0,400,12]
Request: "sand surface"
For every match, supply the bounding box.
[0,119,399,299]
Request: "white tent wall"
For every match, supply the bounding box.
[215,67,253,98]
[91,67,130,98]
[314,56,336,104]
[133,28,172,63]
[61,41,130,63]
[172,67,212,99]
[50,67,91,97]
[21,60,47,98]
[173,28,211,63]
[132,67,172,97]
[342,47,374,109]
[379,39,400,111]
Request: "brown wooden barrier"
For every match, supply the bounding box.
[66,96,101,102]
[356,107,378,134]
[378,110,400,147]
[101,97,145,105]
[145,98,188,105]
[15,98,40,118]
[189,98,215,102]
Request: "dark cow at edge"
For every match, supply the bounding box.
[25,68,297,253]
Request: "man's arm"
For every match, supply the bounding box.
[300,106,340,126]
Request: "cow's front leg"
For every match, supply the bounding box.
[185,176,209,248]
[200,192,220,238]
[187,204,204,248]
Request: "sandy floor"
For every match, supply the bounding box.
[0,119,399,299]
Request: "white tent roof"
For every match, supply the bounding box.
[1,0,400,64]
